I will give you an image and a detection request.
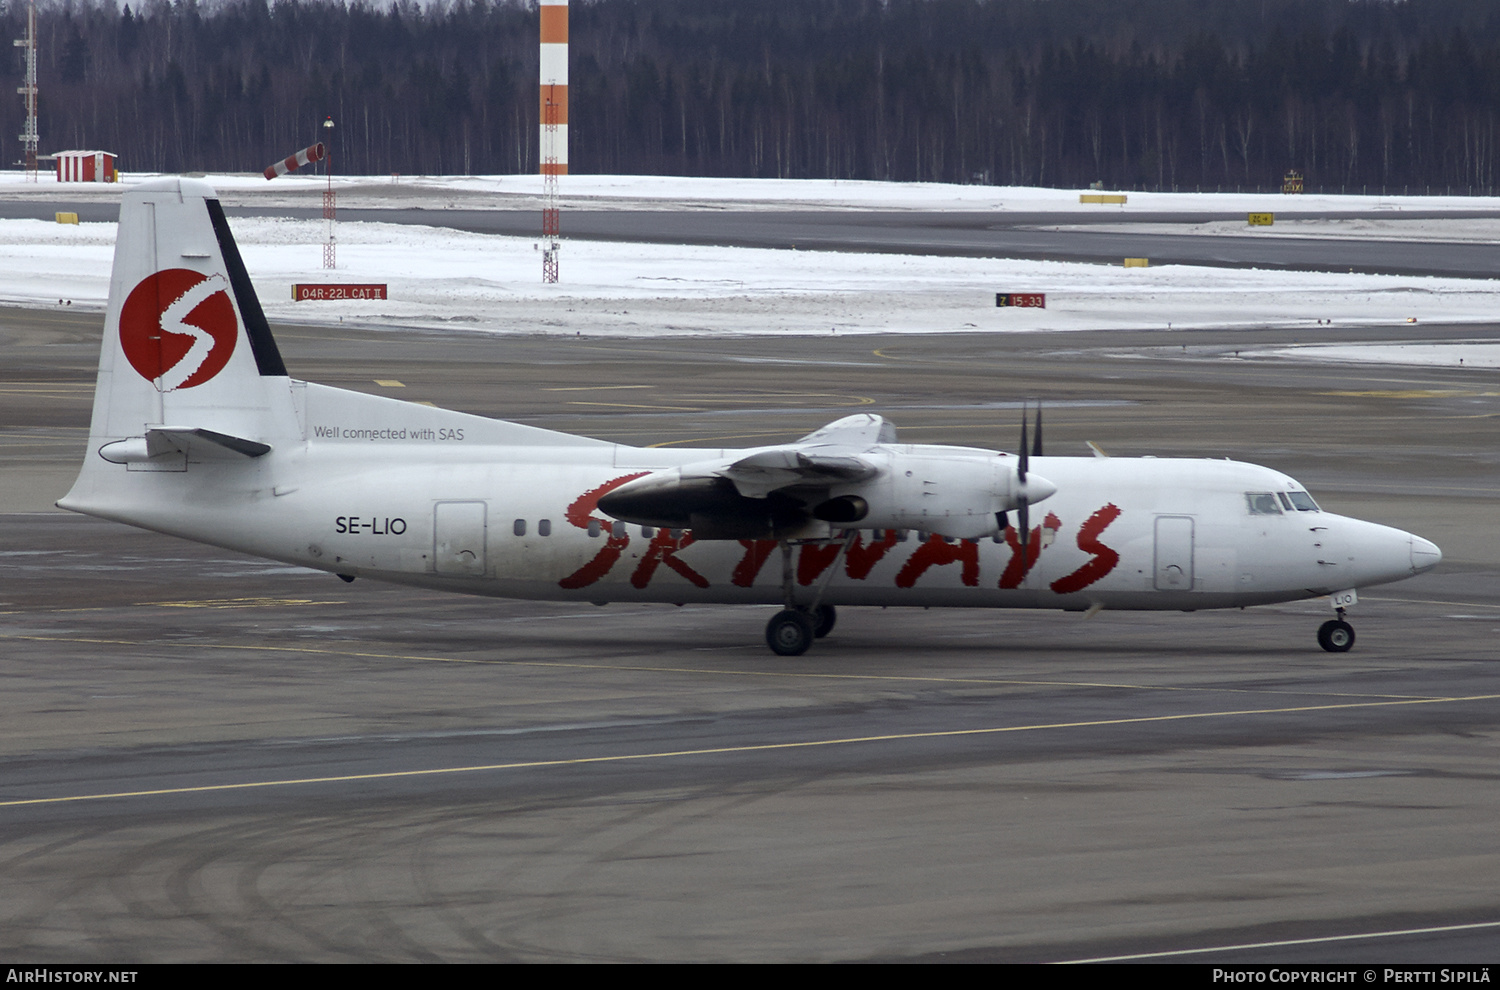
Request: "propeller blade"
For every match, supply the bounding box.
[1018,497,1030,562]
[1016,405,1031,562]
[1032,404,1043,458]
[1018,408,1029,484]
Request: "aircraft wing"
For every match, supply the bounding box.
[597,414,892,538]
[795,411,897,445]
[719,445,880,498]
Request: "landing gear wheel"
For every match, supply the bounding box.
[1317,619,1355,653]
[812,604,837,639]
[766,609,816,656]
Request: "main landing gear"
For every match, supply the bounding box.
[1317,607,1356,653]
[764,537,849,656]
[765,603,836,657]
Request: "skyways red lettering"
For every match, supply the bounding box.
[1050,503,1123,594]
[999,512,1062,589]
[557,472,648,589]
[558,477,1123,595]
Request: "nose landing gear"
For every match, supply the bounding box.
[1317,607,1356,653]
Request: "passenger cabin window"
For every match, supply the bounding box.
[587,520,601,538]
[1287,491,1320,512]
[538,519,552,537]
[513,519,526,536]
[1245,493,1282,515]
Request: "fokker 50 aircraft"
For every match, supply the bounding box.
[60,179,1442,656]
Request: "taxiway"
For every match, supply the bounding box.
[5,200,1500,276]
[2,308,1498,961]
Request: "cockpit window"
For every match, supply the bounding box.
[1277,492,1294,511]
[1246,492,1282,515]
[1287,491,1320,512]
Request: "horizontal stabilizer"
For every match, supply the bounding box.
[99,427,271,464]
[151,427,271,458]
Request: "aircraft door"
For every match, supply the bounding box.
[433,501,487,576]
[1154,515,1195,591]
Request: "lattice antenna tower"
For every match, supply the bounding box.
[14,0,38,181]
[542,92,560,283]
[322,117,336,269]
[539,0,568,283]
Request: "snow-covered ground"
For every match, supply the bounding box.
[1,173,1497,361]
[9,212,1500,339]
[7,170,1500,214]
[1250,341,1500,368]
[1039,217,1500,243]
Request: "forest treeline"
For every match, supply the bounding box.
[7,0,1500,191]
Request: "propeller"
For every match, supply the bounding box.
[997,401,1049,559]
[1014,400,1047,560]
[1018,406,1031,561]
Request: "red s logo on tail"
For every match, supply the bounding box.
[119,269,238,390]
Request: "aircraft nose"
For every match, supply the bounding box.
[1339,517,1439,588]
[1410,534,1442,574]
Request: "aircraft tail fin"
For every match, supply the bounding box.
[61,177,613,518]
[79,177,297,444]
[61,178,305,512]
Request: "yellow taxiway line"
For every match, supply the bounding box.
[3,692,1496,809]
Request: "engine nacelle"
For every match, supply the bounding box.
[598,445,1056,542]
[824,449,1055,540]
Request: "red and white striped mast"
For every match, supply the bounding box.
[540,0,567,283]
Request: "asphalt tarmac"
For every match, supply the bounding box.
[6,199,1500,276]
[3,304,1499,962]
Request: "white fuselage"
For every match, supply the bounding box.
[67,423,1436,614]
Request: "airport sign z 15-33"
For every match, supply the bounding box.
[996,292,1045,307]
[293,284,388,301]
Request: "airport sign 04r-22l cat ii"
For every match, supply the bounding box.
[58,179,1442,656]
